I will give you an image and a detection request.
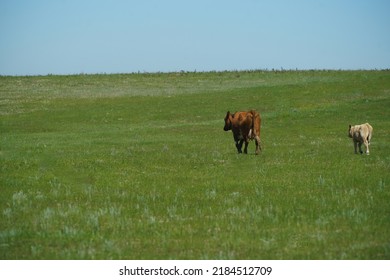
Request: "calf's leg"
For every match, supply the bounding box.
[358,142,363,154]
[363,139,370,155]
[353,141,358,154]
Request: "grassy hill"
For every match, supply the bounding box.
[1,70,389,259]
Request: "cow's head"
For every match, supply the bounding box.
[224,111,233,131]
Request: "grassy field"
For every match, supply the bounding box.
[1,70,389,259]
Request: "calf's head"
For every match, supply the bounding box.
[348,125,353,138]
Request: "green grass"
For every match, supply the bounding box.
[1,70,389,259]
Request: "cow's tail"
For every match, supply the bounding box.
[250,110,260,137]
[251,110,262,153]
[248,110,261,145]
[247,110,255,139]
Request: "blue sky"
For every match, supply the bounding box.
[1,0,389,75]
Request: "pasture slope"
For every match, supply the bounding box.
[1,70,389,259]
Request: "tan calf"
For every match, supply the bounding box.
[348,123,373,155]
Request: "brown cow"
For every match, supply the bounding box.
[224,110,262,155]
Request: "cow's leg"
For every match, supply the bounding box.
[234,133,242,153]
[243,140,249,154]
[239,140,244,153]
[235,141,243,153]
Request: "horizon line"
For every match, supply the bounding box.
[1,68,390,77]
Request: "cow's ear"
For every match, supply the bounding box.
[349,124,352,129]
